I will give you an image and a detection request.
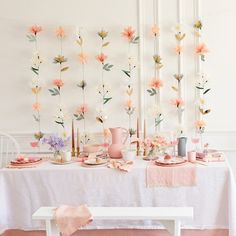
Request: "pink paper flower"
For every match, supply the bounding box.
[195,120,206,129]
[32,102,41,111]
[78,52,88,64]
[56,26,65,38]
[96,53,107,63]
[76,104,88,115]
[171,98,184,108]
[53,79,64,88]
[149,78,163,89]
[121,26,135,41]
[29,25,42,34]
[195,43,209,55]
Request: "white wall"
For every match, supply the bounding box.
[0,0,236,169]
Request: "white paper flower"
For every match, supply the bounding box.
[97,83,111,94]
[29,77,42,88]
[171,24,187,34]
[96,107,108,123]
[31,52,43,68]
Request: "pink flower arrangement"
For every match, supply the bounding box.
[56,26,65,38]
[96,53,107,64]
[121,26,135,41]
[53,79,64,88]
[149,78,163,89]
[195,43,209,55]
[32,102,41,111]
[78,52,88,64]
[171,98,184,108]
[29,25,42,34]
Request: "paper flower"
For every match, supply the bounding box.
[31,52,43,67]
[77,80,87,90]
[171,98,184,108]
[29,25,42,35]
[32,102,41,111]
[149,78,163,89]
[121,26,135,41]
[103,128,111,138]
[53,55,67,64]
[98,30,108,40]
[56,26,65,38]
[195,120,206,133]
[53,79,64,88]
[151,24,160,37]
[32,87,42,94]
[195,43,209,55]
[194,20,202,30]
[78,52,88,64]
[96,53,107,63]
[96,108,108,123]
[175,45,183,54]
[76,104,88,115]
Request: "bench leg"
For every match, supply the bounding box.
[159,220,181,236]
[45,220,60,236]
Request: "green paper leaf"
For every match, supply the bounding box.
[196,86,204,90]
[131,36,139,44]
[203,88,211,94]
[103,97,112,104]
[33,114,40,122]
[49,88,60,96]
[27,34,36,42]
[61,66,69,72]
[31,67,39,75]
[103,63,113,71]
[55,121,64,128]
[122,70,130,77]
[102,42,110,47]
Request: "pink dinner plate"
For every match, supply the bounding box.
[10,158,42,166]
[155,157,187,167]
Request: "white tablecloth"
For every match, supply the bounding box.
[0,159,235,235]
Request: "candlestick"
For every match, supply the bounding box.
[77,128,80,157]
[136,118,140,156]
[72,120,75,157]
[143,119,148,156]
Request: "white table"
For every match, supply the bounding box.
[0,159,235,235]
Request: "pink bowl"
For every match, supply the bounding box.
[83,144,101,153]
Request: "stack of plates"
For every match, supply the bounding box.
[82,158,108,168]
[9,157,42,168]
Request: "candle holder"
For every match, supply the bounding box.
[76,147,80,157]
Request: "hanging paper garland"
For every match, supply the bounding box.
[121,26,139,144]
[171,0,186,133]
[95,29,113,145]
[194,0,210,137]
[74,30,90,145]
[49,26,69,131]
[27,25,44,148]
[147,0,164,133]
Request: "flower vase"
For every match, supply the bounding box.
[54,151,63,163]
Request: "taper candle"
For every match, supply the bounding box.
[72,120,75,157]
[143,119,148,156]
[77,128,80,157]
[136,118,140,156]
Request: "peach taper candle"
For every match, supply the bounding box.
[77,128,80,157]
[72,120,75,157]
[136,118,140,156]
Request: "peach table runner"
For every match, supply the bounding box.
[55,205,92,236]
[147,162,196,187]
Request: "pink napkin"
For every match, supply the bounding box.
[147,162,196,187]
[108,160,133,172]
[198,152,225,162]
[55,205,92,236]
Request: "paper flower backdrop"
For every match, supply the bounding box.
[121,26,139,142]
[49,26,69,130]
[96,29,113,145]
[27,25,44,148]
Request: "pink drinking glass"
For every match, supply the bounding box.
[191,137,200,151]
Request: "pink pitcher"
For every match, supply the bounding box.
[108,127,129,159]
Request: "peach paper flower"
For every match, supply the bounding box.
[195,43,209,55]
[121,26,135,41]
[53,79,64,88]
[175,45,183,54]
[103,128,111,138]
[32,102,41,111]
[78,52,88,64]
[29,25,42,34]
[171,98,184,108]
[195,120,206,129]
[32,87,41,94]
[124,100,133,109]
[76,104,88,114]
[56,26,65,38]
[151,24,160,36]
[96,53,107,63]
[150,78,163,89]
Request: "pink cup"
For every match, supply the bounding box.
[188,151,196,163]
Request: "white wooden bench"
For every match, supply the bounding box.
[32,206,193,236]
